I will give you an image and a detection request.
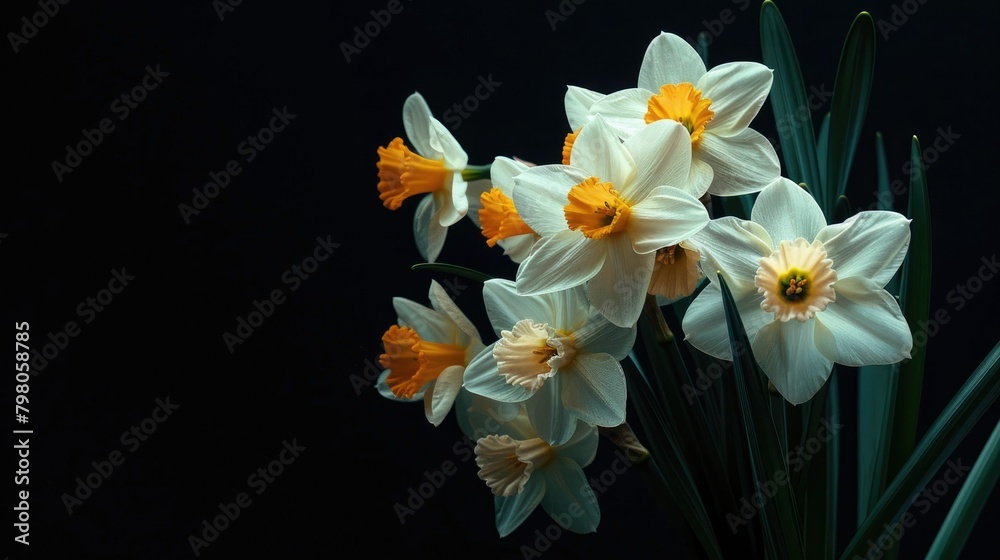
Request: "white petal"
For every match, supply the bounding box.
[573,311,637,359]
[463,343,535,403]
[526,376,577,445]
[428,118,469,169]
[494,478,544,537]
[586,236,653,327]
[483,278,586,336]
[750,177,827,244]
[698,128,781,197]
[561,354,627,428]
[516,229,605,295]
[689,216,773,296]
[491,155,530,194]
[629,186,710,254]
[413,194,447,263]
[557,421,599,467]
[622,119,694,201]
[753,319,834,405]
[425,366,464,426]
[437,176,467,227]
[815,211,911,287]
[497,234,537,264]
[571,114,636,188]
[696,62,773,136]
[402,92,436,157]
[638,32,706,91]
[586,89,653,139]
[512,164,586,236]
[539,458,600,533]
[465,178,493,228]
[681,282,769,360]
[392,296,452,342]
[428,280,481,344]
[818,276,912,366]
[565,85,605,131]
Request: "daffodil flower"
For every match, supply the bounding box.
[454,390,600,537]
[511,114,712,327]
[376,92,489,262]
[466,156,539,263]
[648,239,705,303]
[586,31,779,197]
[463,278,636,445]
[376,280,485,425]
[682,178,913,404]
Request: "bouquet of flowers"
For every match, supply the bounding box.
[370,2,1000,558]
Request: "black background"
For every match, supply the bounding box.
[5,0,1000,558]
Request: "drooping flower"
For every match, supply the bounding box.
[376,92,488,262]
[584,31,780,197]
[511,114,712,327]
[682,177,913,404]
[648,240,705,302]
[466,156,539,263]
[455,390,600,538]
[376,280,485,425]
[463,278,636,445]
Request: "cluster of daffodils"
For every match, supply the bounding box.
[374,32,913,537]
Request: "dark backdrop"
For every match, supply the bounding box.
[5,0,999,558]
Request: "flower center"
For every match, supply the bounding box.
[492,319,577,393]
[564,177,632,240]
[648,243,704,300]
[474,434,554,497]
[755,238,838,322]
[644,83,714,149]
[376,137,449,210]
[478,187,537,247]
[562,127,581,165]
[379,325,466,399]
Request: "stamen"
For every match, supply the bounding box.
[755,239,837,322]
[564,177,632,240]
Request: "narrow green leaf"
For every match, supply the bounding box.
[760,1,822,198]
[888,136,932,480]
[696,31,710,67]
[926,417,1000,559]
[825,11,876,214]
[410,262,493,283]
[817,112,830,185]
[839,340,1000,560]
[718,275,805,559]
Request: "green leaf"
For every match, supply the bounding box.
[926,417,1000,559]
[718,275,805,559]
[825,11,876,215]
[839,340,1000,560]
[760,1,822,200]
[410,262,493,283]
[888,136,932,481]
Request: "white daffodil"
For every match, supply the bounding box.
[682,178,913,404]
[375,280,485,425]
[463,278,636,445]
[465,156,540,263]
[377,92,486,262]
[512,114,712,327]
[454,390,600,538]
[586,31,780,197]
